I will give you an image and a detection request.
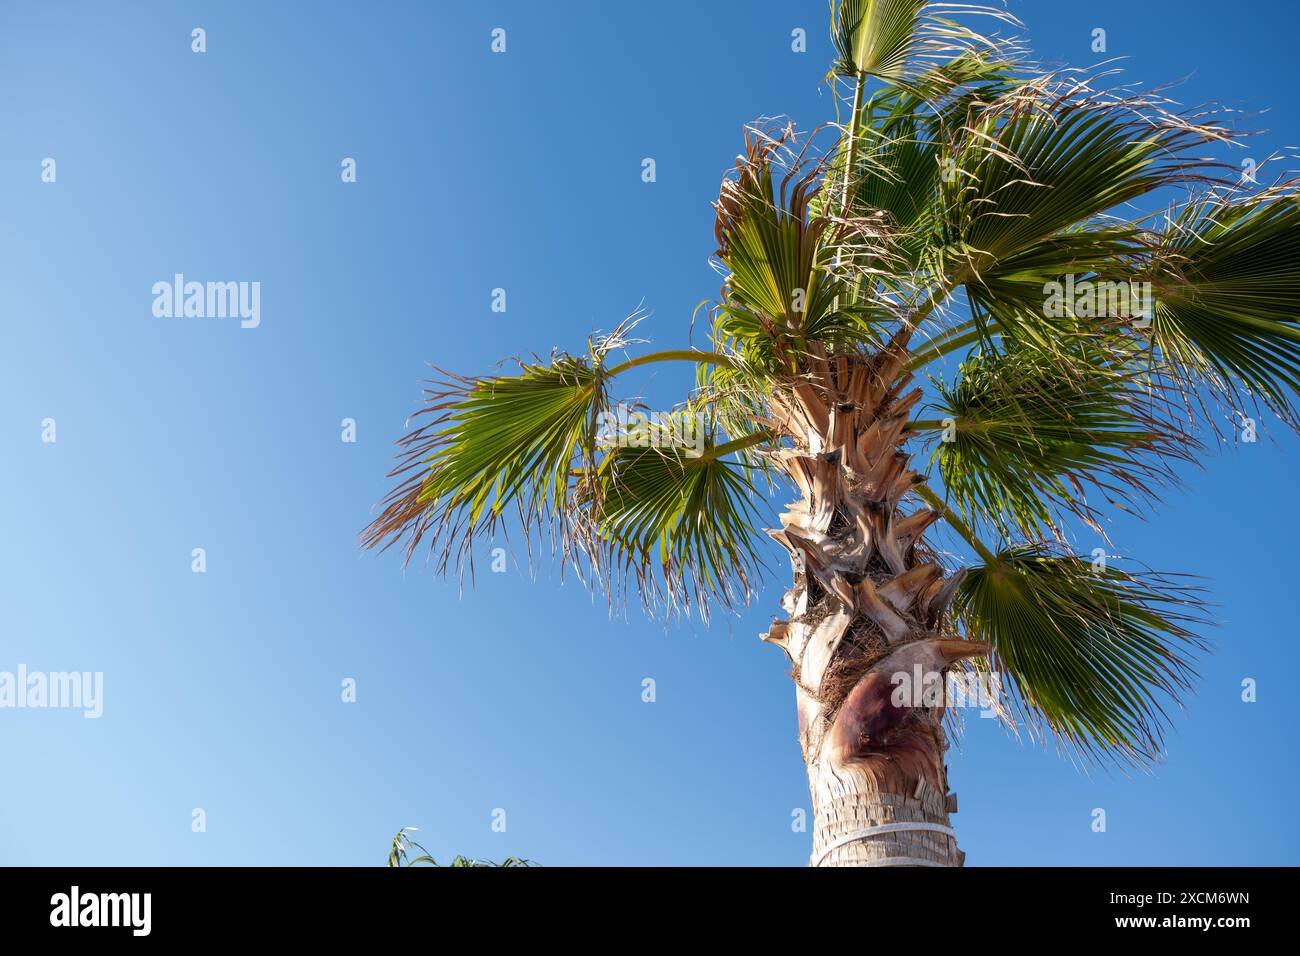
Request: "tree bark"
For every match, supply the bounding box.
[801,640,968,867]
[810,761,961,867]
[761,344,981,866]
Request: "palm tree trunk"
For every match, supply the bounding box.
[806,709,961,867]
[762,344,982,866]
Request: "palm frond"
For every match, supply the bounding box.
[1146,184,1300,423]
[956,546,1208,765]
[711,123,897,370]
[960,226,1154,351]
[578,438,769,617]
[925,343,1194,537]
[943,74,1236,298]
[830,0,1018,84]
[360,354,607,573]
[387,829,536,867]
[823,50,1024,267]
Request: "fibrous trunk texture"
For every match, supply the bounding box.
[761,342,982,867]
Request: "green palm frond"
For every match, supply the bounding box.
[945,76,1234,300]
[925,344,1193,537]
[823,51,1023,269]
[710,124,901,374]
[957,546,1208,765]
[830,0,1017,83]
[360,354,607,572]
[1146,186,1300,422]
[712,126,831,323]
[959,227,1154,352]
[579,436,769,616]
[832,0,926,80]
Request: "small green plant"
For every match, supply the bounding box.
[386,828,536,868]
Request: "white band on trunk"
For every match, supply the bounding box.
[810,821,957,867]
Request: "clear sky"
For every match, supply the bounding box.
[1,0,1296,866]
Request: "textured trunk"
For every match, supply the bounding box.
[761,342,982,867]
[810,759,960,867]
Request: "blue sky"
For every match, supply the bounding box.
[0,0,1296,866]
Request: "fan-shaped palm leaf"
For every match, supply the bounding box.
[956,546,1208,764]
[360,355,607,572]
[580,436,768,615]
[943,76,1234,323]
[925,344,1192,537]
[830,0,1016,84]
[1146,187,1300,422]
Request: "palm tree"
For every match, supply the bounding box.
[363,2,1300,866]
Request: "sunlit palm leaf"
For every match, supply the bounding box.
[926,344,1192,536]
[957,546,1208,764]
[712,124,895,369]
[825,52,1023,269]
[387,829,536,867]
[582,440,767,615]
[961,227,1152,351]
[361,357,606,571]
[830,0,1015,83]
[945,77,1233,308]
[1147,187,1300,422]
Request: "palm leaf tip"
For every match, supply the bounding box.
[359,355,607,575]
[956,545,1210,766]
[948,75,1240,288]
[388,829,536,867]
[830,0,1021,84]
[1147,186,1300,425]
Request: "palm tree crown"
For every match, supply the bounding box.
[363,1,1299,786]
